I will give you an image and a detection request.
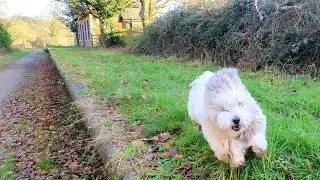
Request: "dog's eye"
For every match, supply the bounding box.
[222,107,229,112]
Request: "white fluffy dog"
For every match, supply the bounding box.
[188,68,267,168]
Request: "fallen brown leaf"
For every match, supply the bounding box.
[282,166,289,174]
[69,161,79,173]
[145,153,156,161]
[142,132,172,142]
[165,148,178,158]
[175,154,184,160]
[174,161,191,174]
[143,79,149,85]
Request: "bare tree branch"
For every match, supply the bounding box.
[254,0,263,20]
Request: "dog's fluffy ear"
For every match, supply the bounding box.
[222,68,239,79]
[207,68,240,92]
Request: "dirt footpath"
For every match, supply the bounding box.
[0,51,39,162]
[0,51,107,179]
[0,51,40,106]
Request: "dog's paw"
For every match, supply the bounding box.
[215,153,230,164]
[252,146,266,159]
[230,156,245,168]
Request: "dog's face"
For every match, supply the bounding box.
[205,69,261,136]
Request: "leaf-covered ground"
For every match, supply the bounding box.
[0,53,107,179]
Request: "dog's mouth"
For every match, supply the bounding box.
[232,125,241,131]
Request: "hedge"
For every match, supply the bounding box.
[133,0,320,75]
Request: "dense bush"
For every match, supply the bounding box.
[0,21,12,49]
[103,30,139,47]
[133,0,320,75]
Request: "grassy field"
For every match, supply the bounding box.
[50,48,320,179]
[0,49,32,67]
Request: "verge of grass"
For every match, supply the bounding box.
[50,47,320,179]
[0,154,17,180]
[0,48,32,67]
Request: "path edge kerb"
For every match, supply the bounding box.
[47,49,136,180]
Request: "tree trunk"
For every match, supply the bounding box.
[139,0,150,29]
[139,0,170,29]
[254,0,263,20]
[99,18,106,47]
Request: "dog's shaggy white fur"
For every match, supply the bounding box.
[188,68,267,167]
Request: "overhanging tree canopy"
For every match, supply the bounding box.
[57,0,135,33]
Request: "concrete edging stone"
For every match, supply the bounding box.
[47,49,136,180]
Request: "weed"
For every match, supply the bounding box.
[3,143,12,150]
[7,122,14,131]
[0,154,17,180]
[19,119,29,133]
[36,157,55,171]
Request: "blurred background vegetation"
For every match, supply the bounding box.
[134,0,320,76]
[0,15,75,49]
[0,0,319,75]
[0,0,75,50]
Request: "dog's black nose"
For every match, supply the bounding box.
[232,117,240,124]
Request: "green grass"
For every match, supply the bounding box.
[36,157,55,171]
[0,154,17,180]
[0,49,32,67]
[50,48,320,179]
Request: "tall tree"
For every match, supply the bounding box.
[6,17,34,47]
[0,20,11,48]
[56,0,135,33]
[139,0,171,29]
[254,0,263,20]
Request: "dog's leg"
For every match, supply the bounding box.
[215,150,230,164]
[229,141,245,168]
[202,126,230,163]
[213,140,230,163]
[251,133,267,159]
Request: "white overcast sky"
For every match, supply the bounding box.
[2,0,54,17]
[0,0,177,18]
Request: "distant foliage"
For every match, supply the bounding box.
[0,21,12,49]
[3,16,75,48]
[134,0,320,75]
